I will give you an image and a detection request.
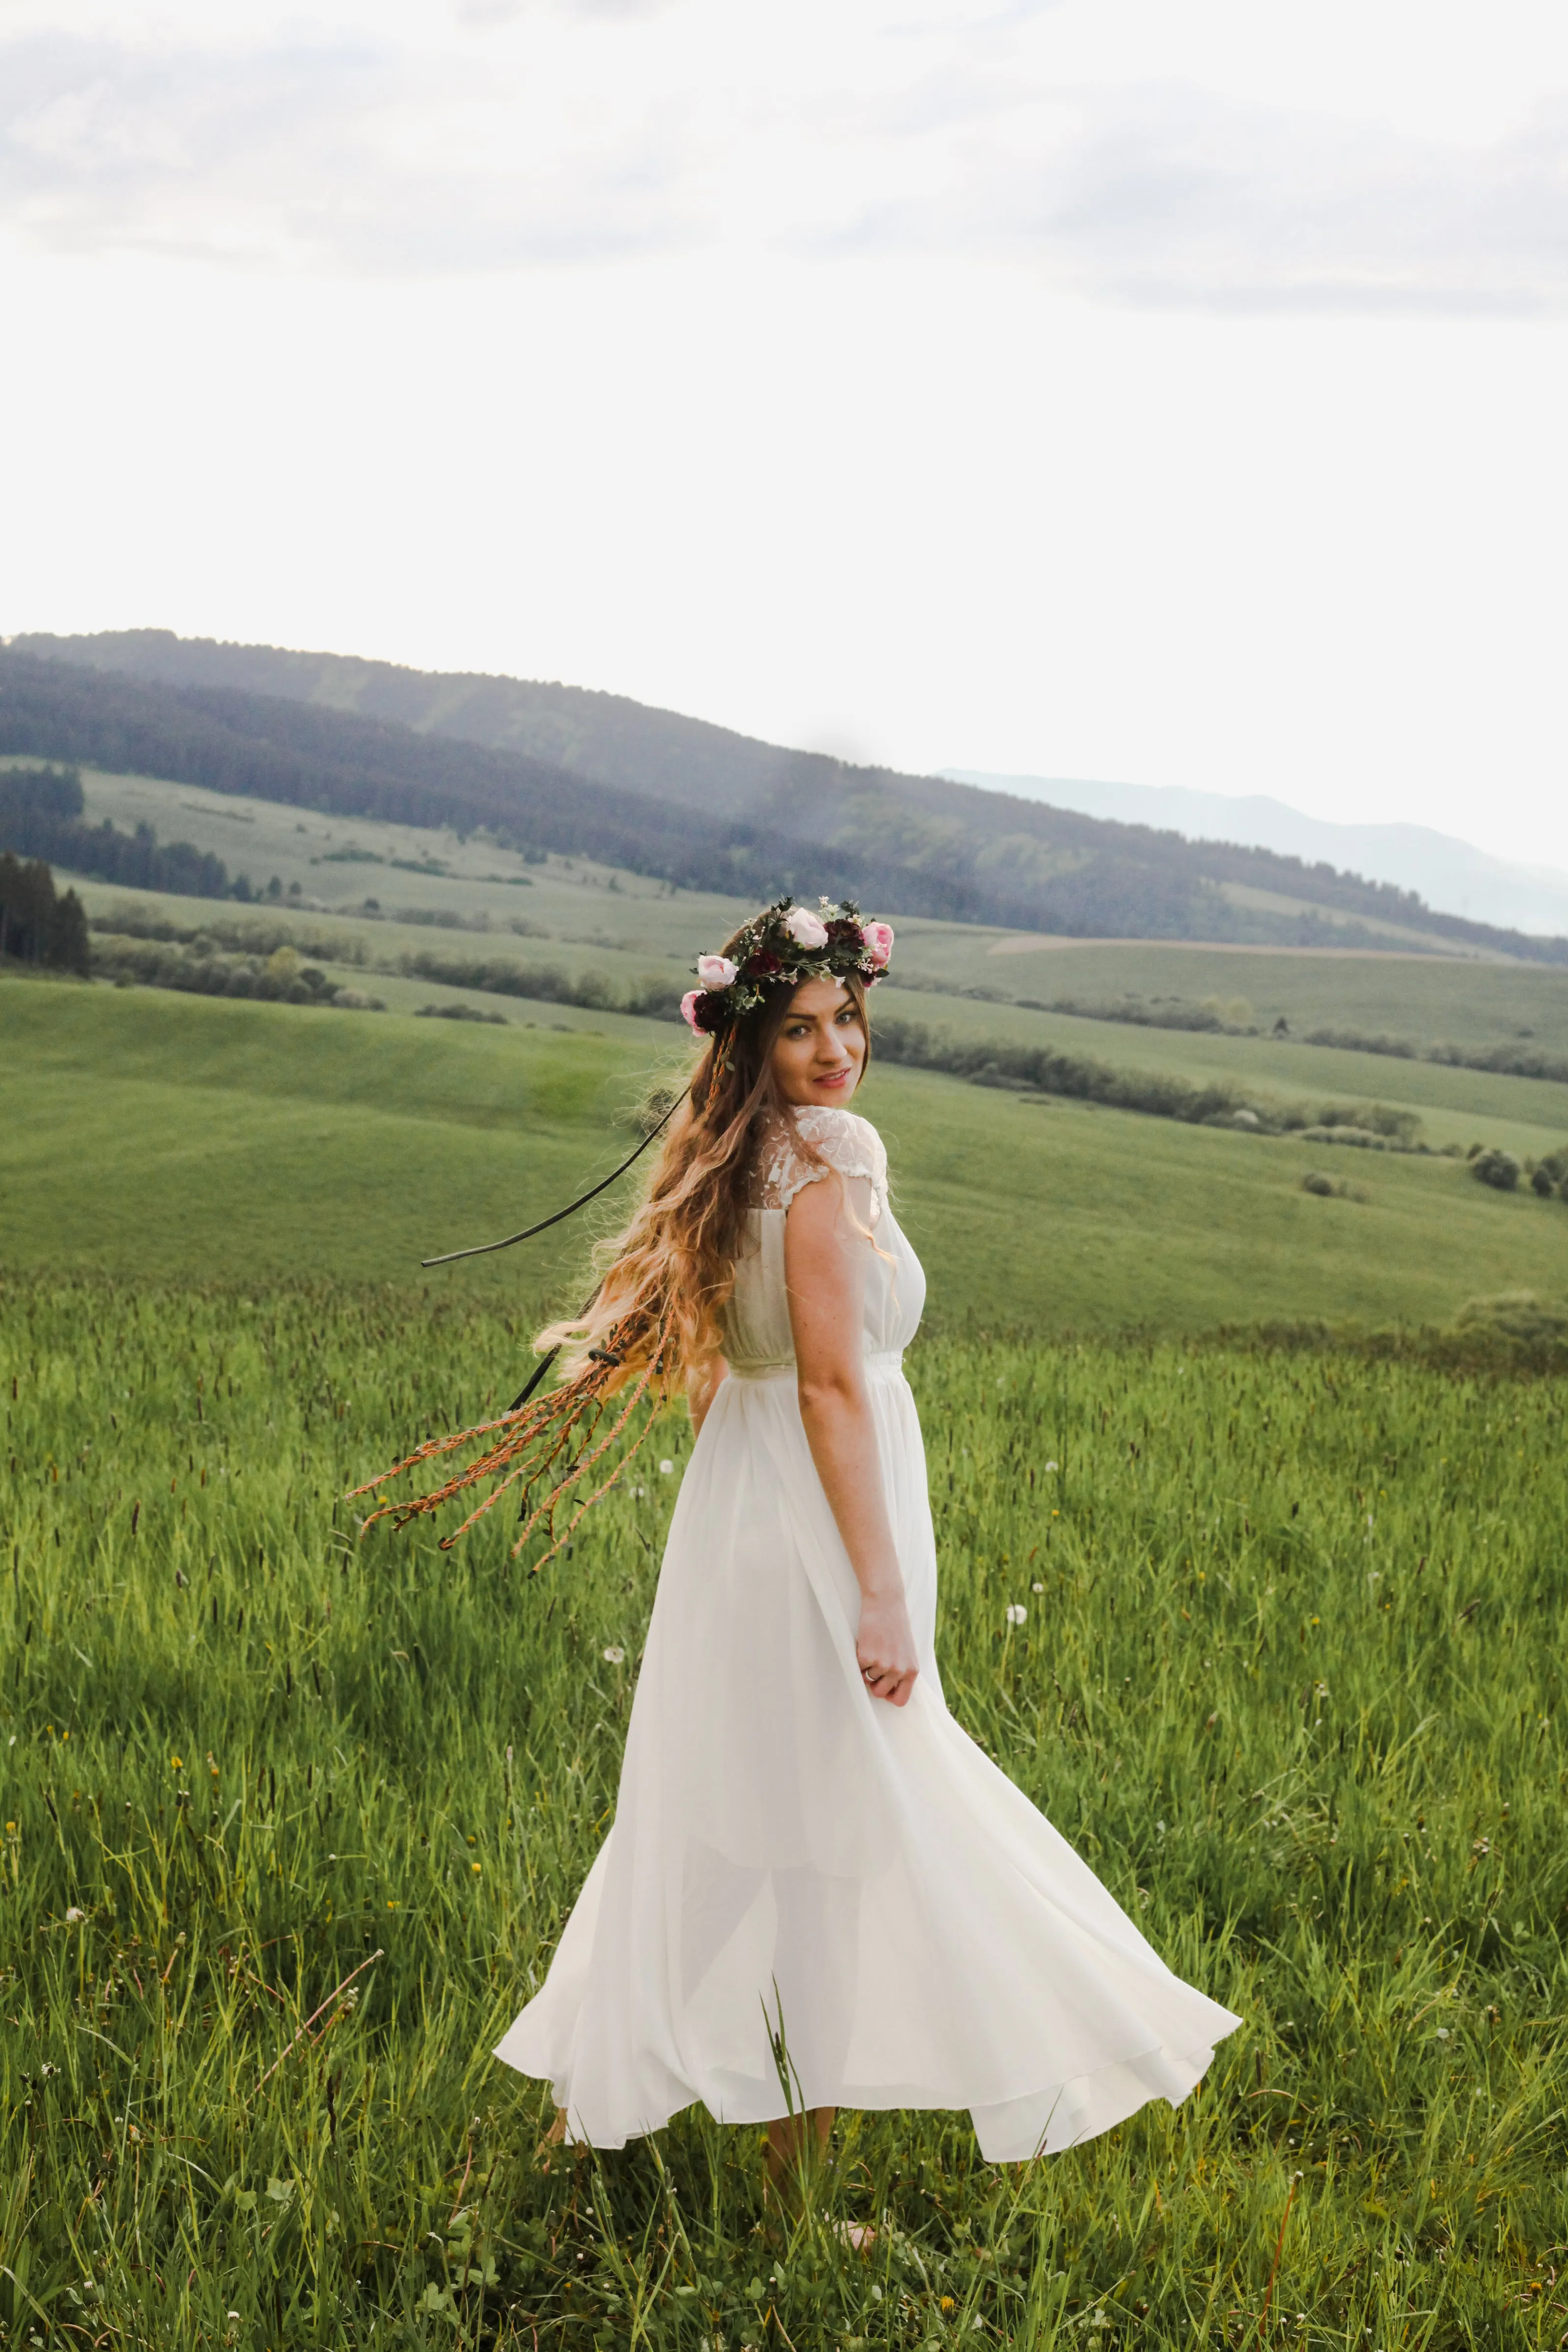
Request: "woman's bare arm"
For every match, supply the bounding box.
[687,1353,729,1438]
[784,1171,918,1706]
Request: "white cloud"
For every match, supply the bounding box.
[3,5,1568,306]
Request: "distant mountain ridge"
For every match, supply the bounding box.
[946,770,1568,941]
[7,629,1567,963]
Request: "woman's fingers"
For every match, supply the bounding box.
[859,1654,919,1704]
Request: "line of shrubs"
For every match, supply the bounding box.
[1296,1024,1568,1085]
[1469,1144,1568,1198]
[91,933,385,1010]
[396,948,677,1022]
[869,1013,1437,1141]
[884,978,1568,1088]
[90,906,371,965]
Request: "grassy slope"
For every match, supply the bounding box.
[896,924,1568,1046]
[2,1287,1564,2346]
[64,762,756,944]
[57,766,1568,1069]
[52,760,1568,1022]
[7,980,1568,1334]
[875,988,1568,1159]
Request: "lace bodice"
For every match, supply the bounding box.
[750,1107,890,1224]
[722,1107,920,1375]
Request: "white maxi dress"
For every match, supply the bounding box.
[495,1106,1240,2160]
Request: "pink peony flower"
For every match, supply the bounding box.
[696,954,738,989]
[860,920,894,969]
[784,906,830,950]
[679,989,706,1033]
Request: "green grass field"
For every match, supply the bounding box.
[7,980,1568,1335]
[3,1279,1565,2348]
[7,830,1568,2347]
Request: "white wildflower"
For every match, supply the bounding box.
[65,1907,86,1924]
[602,1646,626,1666]
[1005,1603,1027,1626]
[1044,1460,1059,1473]
[1032,1580,1044,1593]
[659,1459,674,1475]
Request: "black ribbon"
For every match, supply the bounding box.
[420,1090,686,1267]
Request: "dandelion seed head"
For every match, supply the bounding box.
[603,1645,626,1665]
[1005,1603,1027,1625]
[1032,1580,1044,1593]
[65,1906,86,1923]
[659,1459,674,1474]
[1045,1460,1059,1473]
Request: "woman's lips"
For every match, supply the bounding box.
[814,1067,852,1088]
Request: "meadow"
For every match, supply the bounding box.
[7,818,1568,2348]
[3,1276,1566,2349]
[7,979,1568,1335]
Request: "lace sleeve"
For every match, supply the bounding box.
[754,1108,889,1223]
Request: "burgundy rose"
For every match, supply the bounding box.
[747,949,784,979]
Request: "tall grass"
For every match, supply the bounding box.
[2,1275,1567,2348]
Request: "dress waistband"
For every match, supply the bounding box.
[729,1348,904,1384]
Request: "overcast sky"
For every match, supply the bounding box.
[5,1,1568,865]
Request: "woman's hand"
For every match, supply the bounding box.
[855,1585,919,1707]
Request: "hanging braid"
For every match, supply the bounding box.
[347,1305,674,1572]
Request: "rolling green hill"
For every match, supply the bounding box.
[40,761,1568,1161]
[6,979,1568,1336]
[11,630,1565,958]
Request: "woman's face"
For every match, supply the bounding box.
[769,977,866,1109]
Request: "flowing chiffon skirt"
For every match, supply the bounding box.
[495,1351,1241,2160]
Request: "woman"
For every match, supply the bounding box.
[485,898,1240,2181]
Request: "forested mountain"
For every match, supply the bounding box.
[8,631,1566,960]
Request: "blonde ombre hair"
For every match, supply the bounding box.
[540,960,874,1391]
[353,933,874,1568]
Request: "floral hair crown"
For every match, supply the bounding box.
[680,897,894,1036]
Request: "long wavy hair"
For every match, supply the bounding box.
[542,958,874,1390]
[350,946,872,1565]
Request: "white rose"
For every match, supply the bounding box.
[783,906,830,950]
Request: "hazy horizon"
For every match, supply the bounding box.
[4,2,1568,864]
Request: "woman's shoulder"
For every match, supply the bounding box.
[750,1104,888,1214]
[793,1105,886,1180]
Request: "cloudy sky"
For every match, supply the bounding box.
[5,0,1568,862]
